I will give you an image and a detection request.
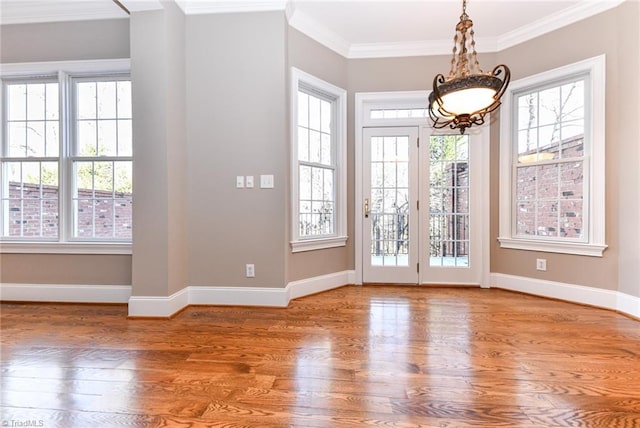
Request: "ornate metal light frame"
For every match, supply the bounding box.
[428,0,510,134]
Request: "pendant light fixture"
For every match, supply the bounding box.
[428,0,510,134]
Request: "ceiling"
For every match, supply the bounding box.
[0,0,625,58]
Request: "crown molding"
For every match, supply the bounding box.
[289,0,625,59]
[0,2,128,25]
[347,37,502,59]
[495,0,626,51]
[119,0,164,13]
[287,7,351,58]
[176,0,287,15]
[0,0,627,59]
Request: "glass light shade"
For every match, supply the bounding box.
[428,70,509,133]
[433,87,498,117]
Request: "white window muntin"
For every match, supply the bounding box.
[0,59,132,254]
[69,74,132,242]
[511,73,590,243]
[498,55,606,257]
[1,75,61,241]
[290,67,347,252]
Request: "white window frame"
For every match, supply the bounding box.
[290,67,347,252]
[498,55,607,257]
[0,59,131,255]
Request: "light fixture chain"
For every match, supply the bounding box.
[450,34,459,78]
[469,28,483,74]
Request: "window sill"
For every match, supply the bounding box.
[290,236,348,253]
[0,241,132,255]
[497,237,607,257]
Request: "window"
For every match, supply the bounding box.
[1,60,131,254]
[73,77,132,240]
[3,79,60,239]
[498,55,606,256]
[290,67,347,252]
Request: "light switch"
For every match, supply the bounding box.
[236,176,245,188]
[245,175,254,188]
[260,174,274,189]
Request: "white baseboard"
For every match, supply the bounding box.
[0,283,131,303]
[491,273,640,319]
[128,270,356,317]
[128,287,189,318]
[0,271,354,318]
[189,286,289,307]
[287,270,354,300]
[617,291,640,319]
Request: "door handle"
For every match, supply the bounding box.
[364,198,369,218]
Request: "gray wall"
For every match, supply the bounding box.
[0,254,131,285]
[186,12,287,288]
[130,3,188,297]
[286,28,350,283]
[2,2,638,302]
[0,18,132,287]
[491,1,640,298]
[0,19,129,63]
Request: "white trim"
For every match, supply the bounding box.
[287,270,353,300]
[287,7,351,58]
[617,292,640,320]
[480,123,491,289]
[128,288,190,318]
[0,1,624,56]
[0,59,131,77]
[189,286,289,307]
[129,270,355,317]
[176,0,287,16]
[290,236,348,253]
[355,91,490,287]
[354,91,429,285]
[0,242,132,255]
[354,94,364,285]
[491,273,640,319]
[0,271,354,317]
[119,0,164,13]
[1,59,132,249]
[287,1,623,59]
[0,3,128,25]
[0,283,131,303]
[348,39,460,59]
[497,237,607,257]
[495,0,625,52]
[498,55,607,257]
[290,67,347,250]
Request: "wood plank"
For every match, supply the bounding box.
[2,285,639,427]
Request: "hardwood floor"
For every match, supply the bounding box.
[1,285,639,428]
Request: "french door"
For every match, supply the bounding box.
[362,127,419,283]
[361,126,484,285]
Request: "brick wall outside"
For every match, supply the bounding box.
[6,182,132,239]
[442,162,469,257]
[516,135,584,238]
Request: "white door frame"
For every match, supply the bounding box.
[354,91,490,287]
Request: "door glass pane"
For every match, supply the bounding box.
[370,136,409,267]
[429,135,470,268]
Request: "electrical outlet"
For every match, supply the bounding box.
[245,264,255,278]
[536,258,547,271]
